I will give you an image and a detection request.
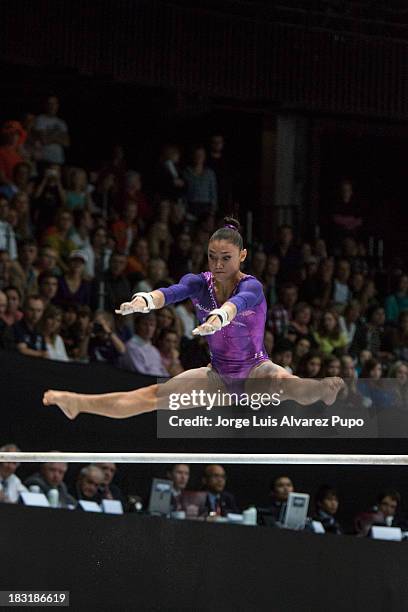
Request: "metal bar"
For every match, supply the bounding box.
[2,453,408,465]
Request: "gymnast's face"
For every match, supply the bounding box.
[208,240,247,281]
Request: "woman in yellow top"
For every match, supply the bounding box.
[313,309,348,356]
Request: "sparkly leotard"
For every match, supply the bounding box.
[159,272,269,380]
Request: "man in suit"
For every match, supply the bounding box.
[94,462,126,508]
[202,464,239,516]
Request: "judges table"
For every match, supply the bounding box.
[1,505,408,612]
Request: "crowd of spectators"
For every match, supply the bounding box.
[0,94,407,402]
[0,449,404,535]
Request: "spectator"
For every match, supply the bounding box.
[94,463,126,506]
[300,257,334,308]
[262,255,280,308]
[13,294,47,358]
[65,167,93,211]
[272,339,293,374]
[388,360,408,407]
[339,300,361,349]
[175,299,197,340]
[190,242,206,275]
[320,355,341,377]
[119,313,169,376]
[0,290,15,349]
[34,95,70,165]
[355,490,404,536]
[287,302,313,344]
[25,462,76,508]
[55,250,91,307]
[126,237,150,279]
[291,336,311,371]
[91,252,131,313]
[248,250,266,279]
[0,197,17,260]
[71,465,104,504]
[296,351,323,378]
[35,246,60,277]
[382,311,408,362]
[67,304,93,362]
[202,464,239,516]
[38,272,59,306]
[88,311,127,363]
[123,171,151,223]
[168,232,192,280]
[330,178,363,247]
[153,306,183,342]
[43,208,76,271]
[111,201,139,255]
[268,225,302,283]
[39,304,69,361]
[313,485,342,534]
[10,191,33,241]
[0,443,27,503]
[183,145,217,216]
[0,121,26,183]
[70,209,94,251]
[268,282,298,337]
[207,133,232,211]
[313,309,348,356]
[147,221,173,261]
[166,463,190,511]
[13,239,39,296]
[357,358,396,409]
[156,329,184,376]
[156,145,185,201]
[82,226,112,280]
[33,164,66,231]
[133,258,169,294]
[332,258,352,309]
[385,274,408,323]
[2,286,23,326]
[261,475,295,523]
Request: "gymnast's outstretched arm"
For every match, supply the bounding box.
[116,273,206,315]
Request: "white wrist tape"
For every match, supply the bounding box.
[206,308,230,328]
[131,292,156,313]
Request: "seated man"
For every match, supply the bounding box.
[313,485,342,534]
[166,463,190,511]
[202,464,239,516]
[94,462,125,507]
[0,443,27,503]
[13,294,47,358]
[258,475,295,526]
[25,461,76,508]
[70,465,104,504]
[354,489,406,536]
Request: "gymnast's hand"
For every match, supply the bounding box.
[115,295,149,316]
[192,315,222,336]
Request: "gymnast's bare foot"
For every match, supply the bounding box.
[43,390,81,420]
[320,377,345,406]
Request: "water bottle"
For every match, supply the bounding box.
[47,488,59,508]
[243,506,257,526]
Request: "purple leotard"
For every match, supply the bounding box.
[159,272,269,380]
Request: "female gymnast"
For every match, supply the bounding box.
[43,218,344,419]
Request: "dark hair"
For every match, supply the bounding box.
[3,285,22,299]
[315,485,338,507]
[360,358,381,378]
[38,272,59,285]
[270,475,293,492]
[377,489,401,505]
[209,217,243,250]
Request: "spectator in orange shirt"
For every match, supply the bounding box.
[0,121,27,184]
[110,201,138,255]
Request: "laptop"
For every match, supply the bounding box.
[148,478,173,516]
[281,492,310,530]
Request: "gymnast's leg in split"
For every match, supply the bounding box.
[43,360,343,420]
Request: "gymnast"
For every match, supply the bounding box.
[43,218,344,419]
